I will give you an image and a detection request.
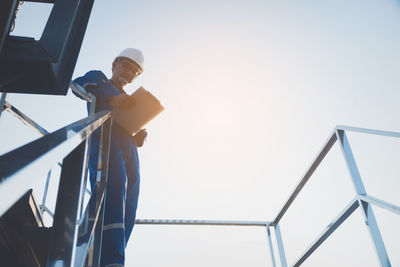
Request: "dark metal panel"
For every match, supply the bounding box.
[0,0,95,95]
[45,141,86,267]
[0,0,18,53]
[22,0,55,3]
[0,190,46,267]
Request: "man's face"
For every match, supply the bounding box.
[113,57,142,84]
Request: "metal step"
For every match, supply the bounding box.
[0,190,49,267]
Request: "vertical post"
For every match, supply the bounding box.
[275,223,288,267]
[40,169,52,216]
[265,225,277,267]
[78,135,92,219]
[89,95,96,117]
[87,117,112,267]
[336,129,391,267]
[78,94,96,219]
[0,92,6,118]
[46,141,87,267]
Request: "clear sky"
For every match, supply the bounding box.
[1,0,400,266]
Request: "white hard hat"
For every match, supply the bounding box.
[117,48,144,71]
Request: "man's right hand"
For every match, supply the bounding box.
[108,94,136,109]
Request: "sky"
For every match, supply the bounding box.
[1,0,400,266]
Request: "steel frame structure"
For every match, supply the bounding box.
[1,85,400,266]
[134,126,400,267]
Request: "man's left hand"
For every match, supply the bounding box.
[134,129,147,147]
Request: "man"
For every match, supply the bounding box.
[74,48,147,267]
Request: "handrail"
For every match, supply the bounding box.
[0,108,112,267]
[267,126,400,267]
[131,125,400,267]
[69,81,97,221]
[358,194,400,216]
[1,84,94,219]
[336,125,400,138]
[0,110,110,216]
[291,198,359,266]
[135,219,270,226]
[273,130,337,226]
[2,88,400,267]
[0,82,95,135]
[0,82,109,266]
[70,81,96,116]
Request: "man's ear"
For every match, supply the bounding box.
[112,59,117,72]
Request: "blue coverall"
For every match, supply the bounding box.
[74,71,140,267]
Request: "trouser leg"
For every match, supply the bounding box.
[124,169,140,245]
[124,141,140,246]
[99,145,127,267]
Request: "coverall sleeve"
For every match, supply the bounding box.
[73,71,114,104]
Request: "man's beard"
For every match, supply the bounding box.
[117,75,129,85]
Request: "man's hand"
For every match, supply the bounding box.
[134,129,147,147]
[109,94,136,109]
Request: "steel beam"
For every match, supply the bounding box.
[275,223,288,267]
[292,198,359,267]
[273,130,337,225]
[40,170,52,216]
[358,194,400,216]
[266,226,277,267]
[3,101,49,135]
[135,219,269,226]
[0,92,6,118]
[336,125,400,139]
[336,130,391,267]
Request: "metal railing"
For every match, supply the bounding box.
[0,82,96,220]
[133,126,400,267]
[268,126,400,267]
[0,83,112,267]
[1,86,399,266]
